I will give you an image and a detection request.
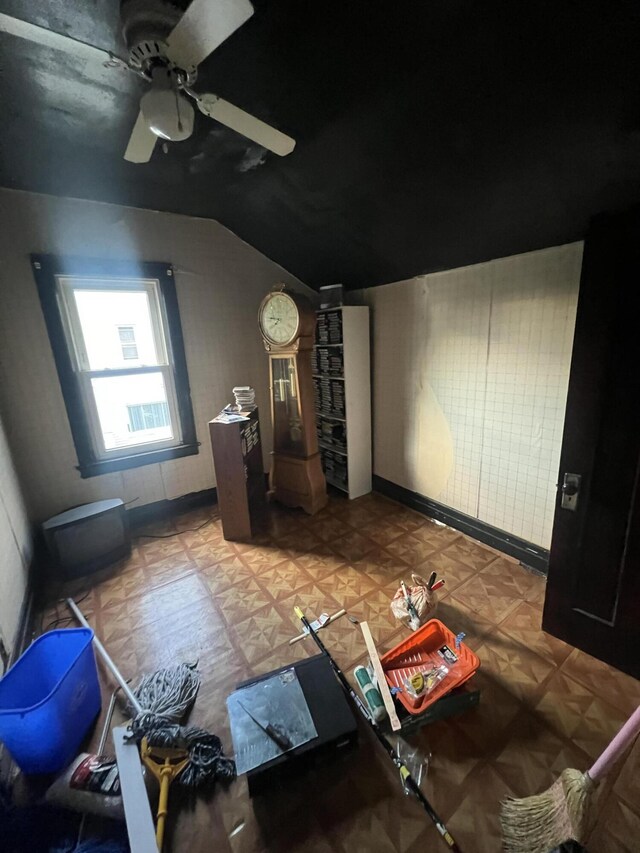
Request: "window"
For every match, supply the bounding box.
[33,256,198,477]
[118,325,139,360]
[128,402,170,432]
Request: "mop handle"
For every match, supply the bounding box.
[155,767,171,851]
[66,597,143,715]
[589,703,640,781]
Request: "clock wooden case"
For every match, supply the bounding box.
[259,287,327,515]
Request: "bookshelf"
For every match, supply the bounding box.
[312,306,372,498]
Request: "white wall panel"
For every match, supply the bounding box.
[0,412,31,652]
[363,243,582,548]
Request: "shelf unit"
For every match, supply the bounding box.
[312,306,371,498]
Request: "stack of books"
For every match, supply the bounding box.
[233,386,256,410]
[315,310,343,345]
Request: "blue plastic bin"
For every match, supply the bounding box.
[0,628,101,774]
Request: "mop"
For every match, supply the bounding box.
[501,703,640,853]
[66,598,235,788]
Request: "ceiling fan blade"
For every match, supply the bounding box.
[124,112,157,163]
[166,0,254,70]
[0,12,121,65]
[197,95,296,156]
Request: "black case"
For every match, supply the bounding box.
[234,653,358,796]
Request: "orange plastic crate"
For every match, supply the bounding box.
[381,618,480,716]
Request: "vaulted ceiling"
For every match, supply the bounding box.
[2,0,640,288]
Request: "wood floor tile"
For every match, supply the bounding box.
[254,559,313,601]
[434,596,496,650]
[473,630,557,704]
[213,578,275,626]
[492,709,592,798]
[440,536,498,570]
[229,604,298,666]
[586,793,640,852]
[415,550,478,592]
[293,550,346,581]
[317,564,380,609]
[304,514,353,543]
[357,517,406,547]
[533,669,630,762]
[200,557,261,595]
[443,763,517,853]
[453,571,525,625]
[33,493,638,852]
[384,533,442,567]
[500,600,574,667]
[560,646,640,717]
[479,556,544,601]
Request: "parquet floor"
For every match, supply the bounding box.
[39,492,640,852]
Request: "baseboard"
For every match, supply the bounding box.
[127,487,218,528]
[373,475,549,574]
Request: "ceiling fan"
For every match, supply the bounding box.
[0,0,296,164]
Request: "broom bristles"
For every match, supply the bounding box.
[501,768,596,853]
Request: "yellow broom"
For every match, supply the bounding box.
[501,704,640,853]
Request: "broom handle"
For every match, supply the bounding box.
[589,704,640,781]
[66,597,143,715]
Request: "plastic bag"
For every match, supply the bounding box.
[390,574,438,628]
[393,737,431,793]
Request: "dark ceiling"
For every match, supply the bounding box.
[1,0,640,289]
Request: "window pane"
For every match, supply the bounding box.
[118,326,135,343]
[127,401,170,431]
[72,289,162,369]
[91,372,174,450]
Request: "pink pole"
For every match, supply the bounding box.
[588,704,640,782]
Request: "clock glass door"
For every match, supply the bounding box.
[272,356,305,455]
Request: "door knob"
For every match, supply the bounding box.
[562,481,579,497]
[560,473,581,510]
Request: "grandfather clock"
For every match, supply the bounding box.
[258,286,327,515]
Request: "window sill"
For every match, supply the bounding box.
[78,443,199,478]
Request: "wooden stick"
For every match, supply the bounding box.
[360,621,402,732]
[113,726,158,853]
[289,609,346,644]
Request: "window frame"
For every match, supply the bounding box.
[32,255,198,478]
[117,325,139,360]
[128,401,171,432]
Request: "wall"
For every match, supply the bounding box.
[362,243,583,549]
[0,410,32,658]
[0,188,313,522]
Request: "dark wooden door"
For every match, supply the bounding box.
[543,209,640,679]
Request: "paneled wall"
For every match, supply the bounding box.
[362,243,582,548]
[0,188,313,522]
[0,412,32,656]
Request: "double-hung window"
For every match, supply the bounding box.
[33,257,198,477]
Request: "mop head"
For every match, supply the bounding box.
[130,715,236,788]
[131,662,201,723]
[501,768,596,853]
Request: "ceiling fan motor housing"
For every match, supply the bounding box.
[120,0,194,77]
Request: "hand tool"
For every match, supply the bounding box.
[294,606,462,853]
[289,608,346,644]
[140,738,190,851]
[237,700,292,752]
[401,580,421,630]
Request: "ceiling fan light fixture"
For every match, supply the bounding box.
[140,67,194,142]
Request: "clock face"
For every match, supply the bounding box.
[260,293,300,345]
